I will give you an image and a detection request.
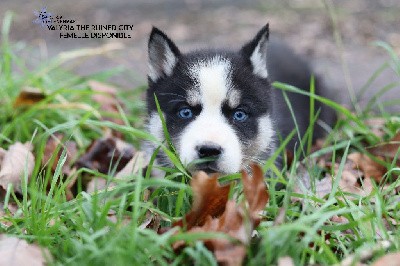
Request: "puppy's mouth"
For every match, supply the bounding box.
[191,162,221,174]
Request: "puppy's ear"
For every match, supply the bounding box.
[148,27,181,82]
[240,24,269,79]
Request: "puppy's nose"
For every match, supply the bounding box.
[196,143,223,158]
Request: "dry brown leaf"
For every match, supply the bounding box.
[85,151,146,194]
[213,244,246,266]
[0,235,51,266]
[292,164,333,200]
[173,171,230,229]
[332,162,371,196]
[172,164,269,266]
[115,151,147,179]
[42,133,77,175]
[139,211,161,231]
[330,215,349,224]
[348,153,387,182]
[88,80,125,127]
[215,200,246,242]
[365,118,387,138]
[340,240,391,266]
[369,132,400,164]
[173,200,247,266]
[292,161,372,201]
[0,148,6,165]
[41,134,78,200]
[348,132,400,182]
[372,252,400,266]
[13,87,46,107]
[315,176,334,198]
[75,137,134,174]
[0,199,19,228]
[106,209,131,226]
[278,256,295,266]
[0,142,35,194]
[274,207,287,226]
[241,164,269,223]
[86,177,108,194]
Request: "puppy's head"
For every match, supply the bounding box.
[146,25,275,174]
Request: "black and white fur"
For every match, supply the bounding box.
[145,24,333,174]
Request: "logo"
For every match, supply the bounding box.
[33,7,53,28]
[32,6,133,39]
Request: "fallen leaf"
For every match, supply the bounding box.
[315,176,334,198]
[139,211,160,231]
[75,137,134,174]
[106,209,131,226]
[64,168,78,201]
[0,235,51,266]
[0,195,19,228]
[331,162,371,196]
[348,153,387,182]
[372,252,400,266]
[347,132,400,182]
[173,171,231,229]
[273,207,287,226]
[291,163,334,200]
[172,164,269,266]
[278,256,295,266]
[40,134,79,200]
[369,132,400,164]
[213,244,246,266]
[340,240,391,266]
[292,161,371,201]
[85,177,108,194]
[115,151,147,179]
[365,118,387,138]
[88,80,125,127]
[42,133,77,175]
[173,200,246,265]
[330,215,349,224]
[85,151,145,194]
[241,164,269,223]
[13,87,46,107]
[0,142,35,194]
[0,148,6,165]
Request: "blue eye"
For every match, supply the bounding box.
[232,110,248,122]
[178,107,193,119]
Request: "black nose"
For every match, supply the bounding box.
[196,143,223,158]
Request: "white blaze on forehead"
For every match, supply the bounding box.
[189,56,232,111]
[178,56,243,173]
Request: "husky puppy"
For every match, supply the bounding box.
[145,24,332,174]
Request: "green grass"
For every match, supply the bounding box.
[1,11,400,266]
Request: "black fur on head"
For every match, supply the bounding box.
[145,25,276,173]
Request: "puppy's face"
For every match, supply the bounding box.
[146,25,274,174]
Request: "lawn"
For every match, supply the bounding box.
[1,11,400,265]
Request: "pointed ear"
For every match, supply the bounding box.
[148,27,181,82]
[240,24,269,79]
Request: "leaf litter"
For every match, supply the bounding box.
[0,235,51,266]
[171,164,269,266]
[0,142,35,194]
[3,79,400,265]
